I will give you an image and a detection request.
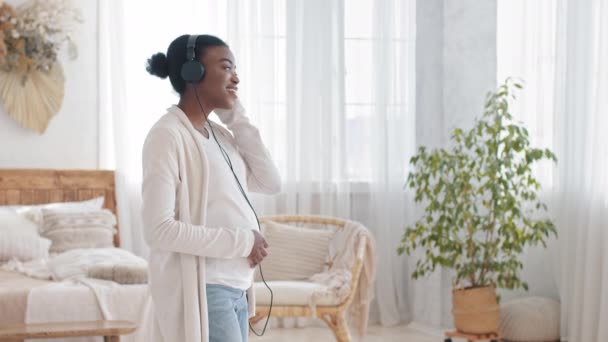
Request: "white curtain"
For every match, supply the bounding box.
[554,0,608,340]
[497,0,608,341]
[98,0,149,257]
[497,0,557,187]
[496,0,562,303]
[368,0,416,326]
[98,0,416,328]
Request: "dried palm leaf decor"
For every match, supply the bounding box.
[0,0,81,134]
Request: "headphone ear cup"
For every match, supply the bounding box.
[181,61,205,83]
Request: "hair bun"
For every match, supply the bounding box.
[146,52,169,79]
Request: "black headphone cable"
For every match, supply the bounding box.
[194,90,273,336]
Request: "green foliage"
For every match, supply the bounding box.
[397,79,557,290]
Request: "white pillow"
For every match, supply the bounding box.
[0,233,51,262]
[4,196,105,226]
[256,221,335,281]
[0,207,40,235]
[500,296,561,342]
[41,208,116,253]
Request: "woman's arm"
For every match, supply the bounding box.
[141,127,255,258]
[215,101,282,194]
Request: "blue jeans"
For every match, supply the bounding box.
[206,284,249,342]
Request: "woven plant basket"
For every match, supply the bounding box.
[452,285,500,335]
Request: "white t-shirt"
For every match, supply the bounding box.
[197,121,258,290]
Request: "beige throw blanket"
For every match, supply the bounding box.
[309,220,377,336]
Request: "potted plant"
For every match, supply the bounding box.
[397,79,557,335]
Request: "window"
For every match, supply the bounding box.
[344,0,414,181]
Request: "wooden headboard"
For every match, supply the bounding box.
[0,169,120,247]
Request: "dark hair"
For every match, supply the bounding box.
[146,34,229,95]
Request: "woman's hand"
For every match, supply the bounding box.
[248,230,269,267]
[214,99,246,126]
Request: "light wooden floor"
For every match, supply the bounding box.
[250,323,440,342]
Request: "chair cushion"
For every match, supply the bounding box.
[253,280,343,306]
[500,296,560,342]
[256,221,334,281]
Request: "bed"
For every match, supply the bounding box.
[0,169,151,342]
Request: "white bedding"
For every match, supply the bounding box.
[1,248,153,342]
[25,278,153,342]
[2,248,147,281]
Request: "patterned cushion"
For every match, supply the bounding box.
[41,209,116,253]
[255,221,335,281]
[5,196,105,226]
[500,296,561,342]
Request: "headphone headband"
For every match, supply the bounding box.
[185,35,198,61]
[181,34,205,83]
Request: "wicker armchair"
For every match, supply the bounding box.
[250,215,367,342]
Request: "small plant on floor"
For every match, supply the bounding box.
[397,79,558,334]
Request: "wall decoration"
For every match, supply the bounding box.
[0,0,81,134]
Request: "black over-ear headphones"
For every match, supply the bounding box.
[181,35,205,83]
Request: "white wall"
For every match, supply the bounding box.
[416,0,445,149]
[443,0,497,134]
[416,0,497,148]
[0,0,99,169]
